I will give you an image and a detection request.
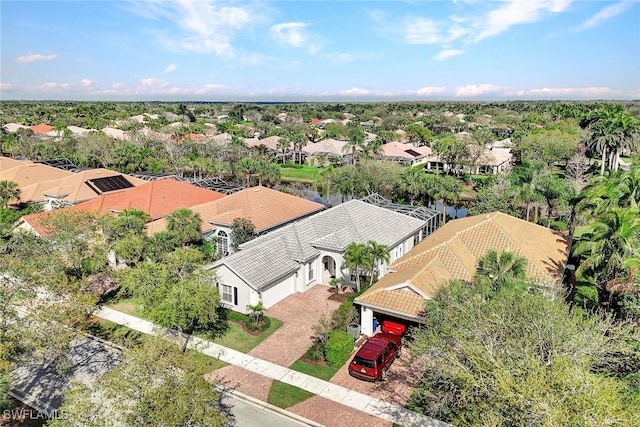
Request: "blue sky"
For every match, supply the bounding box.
[1,0,639,101]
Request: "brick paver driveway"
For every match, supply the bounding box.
[249,284,342,366]
[209,285,419,426]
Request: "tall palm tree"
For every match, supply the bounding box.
[0,180,21,208]
[586,111,639,175]
[367,240,390,286]
[343,125,366,165]
[166,208,202,247]
[343,242,373,292]
[572,207,640,289]
[399,167,426,206]
[276,137,291,163]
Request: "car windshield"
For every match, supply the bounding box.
[353,356,375,369]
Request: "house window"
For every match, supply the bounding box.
[220,284,238,305]
[217,230,229,256]
[308,264,314,281]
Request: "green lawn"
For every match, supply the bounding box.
[105,297,283,353]
[211,317,283,353]
[267,380,314,409]
[289,359,339,381]
[105,298,142,316]
[279,164,321,182]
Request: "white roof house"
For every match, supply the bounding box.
[209,199,432,312]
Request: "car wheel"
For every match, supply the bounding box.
[381,368,388,381]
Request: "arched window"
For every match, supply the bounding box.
[217,230,229,256]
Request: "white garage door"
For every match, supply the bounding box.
[261,280,294,308]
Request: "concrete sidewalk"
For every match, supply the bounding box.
[95,307,448,427]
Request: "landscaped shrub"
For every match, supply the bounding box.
[324,331,354,368]
[228,311,271,332]
[331,301,358,332]
[304,342,325,362]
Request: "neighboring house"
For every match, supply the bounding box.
[17,179,225,236]
[381,141,433,166]
[186,185,325,256]
[19,169,146,211]
[30,123,56,136]
[209,199,436,312]
[355,212,569,336]
[425,145,512,175]
[0,162,74,192]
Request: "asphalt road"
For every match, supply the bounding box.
[223,392,320,427]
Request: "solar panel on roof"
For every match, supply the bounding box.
[404,149,422,157]
[87,175,134,194]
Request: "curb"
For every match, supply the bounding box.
[219,387,325,427]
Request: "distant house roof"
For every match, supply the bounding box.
[101,127,129,140]
[20,169,146,204]
[303,138,347,156]
[190,186,325,233]
[356,212,569,321]
[73,179,225,220]
[246,135,282,151]
[3,123,29,133]
[213,199,426,291]
[381,141,432,160]
[30,123,55,134]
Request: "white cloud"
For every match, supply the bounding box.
[527,86,613,97]
[334,87,395,97]
[474,0,572,42]
[40,82,72,91]
[16,53,58,63]
[455,84,505,97]
[416,86,447,96]
[0,83,15,90]
[405,18,447,45]
[325,52,356,62]
[80,79,96,88]
[271,22,322,53]
[163,64,177,73]
[433,49,465,61]
[575,1,634,32]
[127,0,257,56]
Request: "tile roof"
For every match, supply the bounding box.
[302,138,348,156]
[0,163,73,187]
[356,212,569,319]
[190,186,325,233]
[381,141,432,159]
[19,169,146,204]
[0,156,32,170]
[246,135,282,151]
[72,179,225,220]
[214,200,426,290]
[30,123,55,134]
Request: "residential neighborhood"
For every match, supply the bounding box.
[0,100,639,427]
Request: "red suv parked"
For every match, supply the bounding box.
[348,320,407,382]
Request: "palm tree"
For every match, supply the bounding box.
[166,208,202,247]
[399,167,426,206]
[276,137,291,164]
[586,110,640,175]
[343,242,373,292]
[572,207,640,289]
[0,180,21,208]
[367,240,390,286]
[476,249,528,290]
[343,125,366,165]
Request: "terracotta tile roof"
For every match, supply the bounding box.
[190,186,325,233]
[72,179,225,220]
[30,123,55,134]
[0,163,73,187]
[356,212,569,319]
[0,156,32,170]
[19,169,146,204]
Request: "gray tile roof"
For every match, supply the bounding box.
[213,200,426,290]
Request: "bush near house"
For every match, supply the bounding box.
[228,311,271,333]
[325,330,354,368]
